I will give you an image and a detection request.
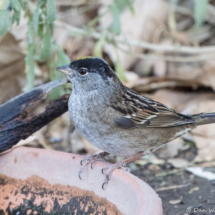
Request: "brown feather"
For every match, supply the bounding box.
[112,87,194,128]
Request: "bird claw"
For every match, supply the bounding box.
[102,178,109,190]
[78,170,82,180]
[79,153,131,189]
[78,152,108,180]
[101,162,131,189]
[101,167,106,175]
[91,160,94,169]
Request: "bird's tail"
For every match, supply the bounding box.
[192,112,215,126]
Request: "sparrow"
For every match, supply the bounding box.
[57,56,215,189]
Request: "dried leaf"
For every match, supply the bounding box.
[157,138,189,159]
[169,199,181,205]
[88,11,108,27]
[101,0,169,70]
[168,158,189,168]
[189,187,199,194]
[148,164,160,171]
[0,32,25,104]
[123,71,139,88]
[142,154,165,165]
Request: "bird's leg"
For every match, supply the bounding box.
[101,152,145,189]
[79,152,110,180]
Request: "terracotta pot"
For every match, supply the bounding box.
[0,147,162,214]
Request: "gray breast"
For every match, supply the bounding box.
[69,93,111,142]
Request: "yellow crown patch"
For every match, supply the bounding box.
[76,56,96,61]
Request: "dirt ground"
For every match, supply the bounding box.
[132,147,215,215]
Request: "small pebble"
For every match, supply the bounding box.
[148,164,160,171]
[49,137,62,143]
[210,180,215,185]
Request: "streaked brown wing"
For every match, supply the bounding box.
[113,88,194,129]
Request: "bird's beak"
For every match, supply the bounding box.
[56,64,71,75]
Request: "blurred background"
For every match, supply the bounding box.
[1,0,215,214]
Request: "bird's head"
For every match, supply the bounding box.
[56,56,121,94]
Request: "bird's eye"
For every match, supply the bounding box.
[79,68,88,76]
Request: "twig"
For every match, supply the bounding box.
[0,94,69,153]
[155,183,191,192]
[0,79,68,153]
[117,45,215,62]
[133,52,215,62]
[156,168,184,177]
[55,20,215,54]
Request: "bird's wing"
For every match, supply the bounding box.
[112,88,194,129]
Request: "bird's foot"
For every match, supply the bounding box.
[78,152,109,180]
[101,160,131,190]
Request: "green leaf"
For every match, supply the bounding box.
[111,1,121,36]
[56,46,70,65]
[114,0,127,13]
[11,0,22,25]
[12,10,20,25]
[194,0,209,28]
[33,0,46,33]
[48,57,64,100]
[0,0,10,10]
[55,45,70,80]
[46,0,56,24]
[11,0,21,11]
[115,56,126,81]
[124,0,134,15]
[48,43,70,82]
[39,24,52,61]
[94,34,106,58]
[47,44,70,100]
[124,36,132,55]
[114,0,134,14]
[0,10,11,36]
[38,13,44,38]
[24,20,35,91]
[33,5,40,33]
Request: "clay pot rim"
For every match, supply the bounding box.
[0,147,162,215]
